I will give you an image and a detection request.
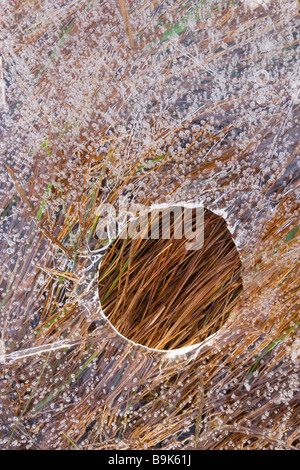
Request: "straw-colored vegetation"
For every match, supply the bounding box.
[0,0,299,451]
[99,208,242,350]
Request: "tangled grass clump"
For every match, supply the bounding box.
[99,208,243,350]
[0,0,299,450]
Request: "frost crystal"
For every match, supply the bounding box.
[0,0,299,451]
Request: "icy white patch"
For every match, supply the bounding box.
[0,56,5,105]
[291,337,300,364]
[244,0,271,9]
[0,338,5,364]
[244,382,251,391]
[0,339,74,364]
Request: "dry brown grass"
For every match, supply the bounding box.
[0,0,299,451]
[99,208,242,350]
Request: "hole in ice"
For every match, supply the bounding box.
[98,206,242,350]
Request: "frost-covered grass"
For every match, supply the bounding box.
[0,0,299,451]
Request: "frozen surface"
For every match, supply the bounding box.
[0,0,299,449]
